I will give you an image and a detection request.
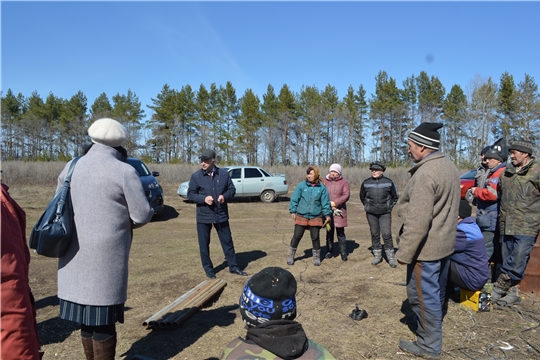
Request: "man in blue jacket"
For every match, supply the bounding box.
[447,200,489,296]
[188,149,247,278]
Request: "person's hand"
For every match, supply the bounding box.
[217,195,225,204]
[204,195,214,205]
[326,217,331,223]
[331,201,336,209]
[291,213,296,220]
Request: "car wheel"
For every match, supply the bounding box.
[260,190,275,203]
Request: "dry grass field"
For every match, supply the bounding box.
[3,162,540,359]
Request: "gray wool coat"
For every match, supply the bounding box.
[57,144,154,306]
[395,152,460,264]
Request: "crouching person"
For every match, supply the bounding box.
[447,200,490,301]
[221,267,335,359]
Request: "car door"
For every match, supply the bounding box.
[242,167,266,196]
[228,168,242,196]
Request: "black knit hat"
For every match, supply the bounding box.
[409,122,443,150]
[480,146,491,156]
[239,267,297,328]
[369,161,386,172]
[459,199,472,219]
[484,148,504,163]
[509,140,533,155]
[490,138,508,161]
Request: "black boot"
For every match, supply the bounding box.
[325,238,334,259]
[338,238,348,261]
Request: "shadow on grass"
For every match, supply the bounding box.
[151,205,179,222]
[37,302,133,345]
[213,250,267,274]
[399,298,417,334]
[122,304,239,360]
[35,295,59,310]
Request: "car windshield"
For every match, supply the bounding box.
[126,158,151,176]
[460,169,477,180]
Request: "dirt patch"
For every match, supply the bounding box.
[12,184,540,359]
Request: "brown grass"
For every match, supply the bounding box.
[7,176,540,360]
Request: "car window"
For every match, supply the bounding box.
[126,158,151,176]
[260,168,271,177]
[229,168,241,179]
[460,169,477,180]
[245,168,263,178]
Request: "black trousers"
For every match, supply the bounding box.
[197,221,239,275]
[290,225,321,250]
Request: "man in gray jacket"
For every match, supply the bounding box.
[396,122,460,359]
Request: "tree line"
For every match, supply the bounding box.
[2,70,539,167]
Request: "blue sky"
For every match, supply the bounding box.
[2,1,539,123]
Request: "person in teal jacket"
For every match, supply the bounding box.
[287,166,332,266]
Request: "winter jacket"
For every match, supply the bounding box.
[289,180,332,219]
[324,174,350,228]
[57,143,154,306]
[395,152,460,264]
[188,166,236,224]
[474,162,506,231]
[1,184,42,360]
[360,175,399,215]
[221,320,335,360]
[498,158,540,237]
[451,217,489,291]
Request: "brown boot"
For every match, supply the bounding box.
[81,336,94,360]
[93,334,116,360]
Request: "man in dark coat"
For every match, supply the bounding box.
[493,140,540,305]
[188,149,247,278]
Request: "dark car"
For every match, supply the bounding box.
[460,169,477,199]
[126,158,164,216]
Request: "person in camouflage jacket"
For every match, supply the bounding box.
[221,267,335,360]
[493,140,540,306]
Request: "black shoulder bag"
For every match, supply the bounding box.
[29,157,80,257]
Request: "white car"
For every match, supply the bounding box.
[177,166,289,203]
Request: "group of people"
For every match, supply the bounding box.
[2,116,538,360]
[466,137,540,307]
[286,160,400,268]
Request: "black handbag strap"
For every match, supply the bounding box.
[64,156,81,185]
[55,157,81,217]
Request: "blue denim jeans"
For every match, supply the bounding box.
[406,258,449,354]
[500,235,536,281]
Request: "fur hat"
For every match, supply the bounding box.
[409,122,443,150]
[509,140,533,155]
[369,161,386,172]
[239,267,297,328]
[329,163,342,175]
[459,199,472,219]
[88,118,127,147]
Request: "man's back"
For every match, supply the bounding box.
[396,153,461,263]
